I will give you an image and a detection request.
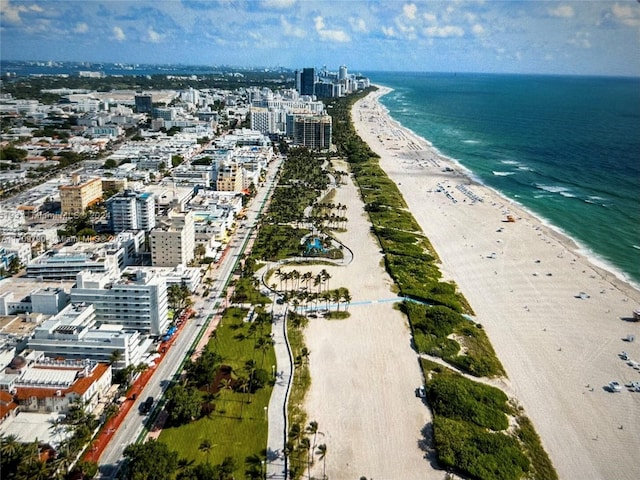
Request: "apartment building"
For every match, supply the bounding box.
[149,210,195,267]
[70,269,169,336]
[290,114,332,149]
[106,190,156,233]
[59,174,103,215]
[216,163,243,192]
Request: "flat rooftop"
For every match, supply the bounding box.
[0,277,74,302]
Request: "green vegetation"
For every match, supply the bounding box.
[0,145,28,162]
[420,360,557,480]
[123,440,179,480]
[402,302,504,377]
[285,312,314,479]
[159,307,274,478]
[0,402,100,480]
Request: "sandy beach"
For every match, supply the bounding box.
[339,86,640,480]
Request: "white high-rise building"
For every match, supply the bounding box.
[70,269,169,335]
[339,65,348,81]
[107,190,156,233]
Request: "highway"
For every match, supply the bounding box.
[97,155,283,479]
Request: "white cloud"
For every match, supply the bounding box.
[612,3,640,27]
[548,5,574,18]
[112,26,126,41]
[262,0,296,8]
[318,29,350,42]
[349,17,367,33]
[29,4,43,12]
[148,28,163,43]
[382,26,396,37]
[74,23,88,34]
[280,16,305,38]
[1,0,27,23]
[403,3,417,20]
[314,15,350,43]
[423,12,436,23]
[472,24,485,35]
[424,25,464,38]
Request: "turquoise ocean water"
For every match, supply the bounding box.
[368,72,640,286]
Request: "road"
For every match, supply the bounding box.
[97,155,283,479]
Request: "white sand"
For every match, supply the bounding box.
[347,87,640,480]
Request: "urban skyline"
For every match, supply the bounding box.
[1,0,639,77]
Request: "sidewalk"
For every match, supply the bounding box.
[265,303,292,479]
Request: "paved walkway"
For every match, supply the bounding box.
[265,302,291,479]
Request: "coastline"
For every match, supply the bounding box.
[353,86,640,479]
[373,85,640,292]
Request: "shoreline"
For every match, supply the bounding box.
[371,84,640,293]
[353,86,640,479]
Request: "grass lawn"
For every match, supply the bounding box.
[159,307,276,476]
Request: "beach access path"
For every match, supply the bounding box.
[353,87,640,480]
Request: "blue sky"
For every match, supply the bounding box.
[1,0,639,76]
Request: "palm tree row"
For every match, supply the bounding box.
[286,288,352,315]
[286,420,328,480]
[273,268,332,294]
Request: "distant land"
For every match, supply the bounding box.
[0,60,298,78]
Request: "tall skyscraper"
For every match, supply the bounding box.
[134,94,153,114]
[300,68,316,96]
[339,65,348,81]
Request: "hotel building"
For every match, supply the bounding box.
[59,174,103,215]
[70,269,169,336]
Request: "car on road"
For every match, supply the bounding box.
[415,386,426,398]
[608,381,623,393]
[139,396,154,414]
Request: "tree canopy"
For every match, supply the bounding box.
[123,440,179,480]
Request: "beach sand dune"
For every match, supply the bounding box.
[351,87,640,480]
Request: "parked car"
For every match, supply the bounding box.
[415,386,426,398]
[608,381,623,393]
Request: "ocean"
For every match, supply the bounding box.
[368,72,640,286]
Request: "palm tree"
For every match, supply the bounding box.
[289,423,302,446]
[342,289,352,311]
[316,444,327,480]
[199,439,213,464]
[0,433,21,459]
[331,290,341,311]
[300,347,310,366]
[320,269,331,292]
[301,271,313,290]
[299,437,312,479]
[109,349,123,367]
[306,421,319,449]
[291,269,300,290]
[274,268,283,289]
